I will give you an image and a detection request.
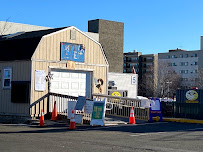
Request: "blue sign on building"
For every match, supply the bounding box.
[61,42,85,62]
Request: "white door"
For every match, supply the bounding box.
[50,69,92,98]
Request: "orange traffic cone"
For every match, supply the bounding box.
[129,107,136,124]
[69,110,76,130]
[40,109,45,127]
[51,101,57,121]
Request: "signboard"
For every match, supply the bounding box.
[66,61,75,70]
[75,96,86,110]
[84,100,94,114]
[61,42,85,62]
[150,98,161,111]
[131,76,137,85]
[149,97,162,122]
[35,70,46,91]
[90,98,106,126]
[112,91,121,97]
[186,90,199,103]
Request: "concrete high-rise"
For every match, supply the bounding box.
[88,19,124,73]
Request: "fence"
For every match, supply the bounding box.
[30,93,78,118]
[30,93,151,121]
[92,94,150,121]
[161,102,203,120]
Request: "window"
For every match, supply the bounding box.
[3,68,12,88]
[172,63,176,66]
[172,55,175,58]
[181,78,188,81]
[146,63,153,65]
[146,57,153,60]
[180,62,183,66]
[179,70,188,74]
[179,70,184,74]
[11,81,30,103]
[184,78,188,81]
[184,62,188,66]
[167,55,170,59]
[193,54,197,57]
[192,61,197,65]
[179,54,183,58]
[185,54,188,58]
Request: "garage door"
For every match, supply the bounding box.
[50,69,92,98]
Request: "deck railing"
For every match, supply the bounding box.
[30,93,78,118]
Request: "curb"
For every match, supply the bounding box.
[162,118,203,124]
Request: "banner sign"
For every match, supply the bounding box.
[61,42,85,62]
[35,70,46,91]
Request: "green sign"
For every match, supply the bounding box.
[92,103,104,119]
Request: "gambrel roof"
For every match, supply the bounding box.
[0,27,67,61]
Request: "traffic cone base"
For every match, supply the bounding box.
[51,101,57,121]
[129,107,136,124]
[40,109,45,127]
[69,110,76,130]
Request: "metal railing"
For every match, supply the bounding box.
[92,94,150,121]
[30,93,78,118]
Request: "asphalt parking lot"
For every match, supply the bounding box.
[0,121,203,152]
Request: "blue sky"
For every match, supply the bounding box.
[1,0,203,54]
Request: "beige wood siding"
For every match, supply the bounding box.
[32,28,107,65]
[0,61,31,115]
[31,27,108,115]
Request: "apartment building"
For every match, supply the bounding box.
[123,50,141,74]
[123,51,158,97]
[158,48,202,88]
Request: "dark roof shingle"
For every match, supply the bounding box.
[0,27,67,61]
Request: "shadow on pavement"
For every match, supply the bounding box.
[1,120,203,134]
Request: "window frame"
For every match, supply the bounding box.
[2,67,12,89]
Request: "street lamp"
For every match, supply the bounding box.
[166,81,172,98]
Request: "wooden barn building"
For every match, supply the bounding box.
[0,26,108,122]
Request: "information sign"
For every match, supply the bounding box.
[35,70,46,91]
[61,42,85,62]
[131,76,137,85]
[92,102,104,119]
[90,98,106,126]
[149,97,162,122]
[84,100,94,114]
[75,96,86,110]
